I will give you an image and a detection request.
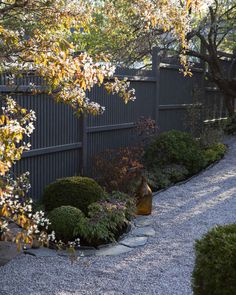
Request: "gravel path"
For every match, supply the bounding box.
[1,137,236,295]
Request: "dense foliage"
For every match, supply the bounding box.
[84,0,209,72]
[145,164,189,190]
[93,117,158,193]
[144,130,205,174]
[203,143,226,166]
[47,191,134,246]
[93,147,143,193]
[48,206,84,242]
[192,224,236,295]
[42,176,104,214]
[144,130,226,191]
[74,192,135,246]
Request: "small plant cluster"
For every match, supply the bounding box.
[143,130,226,191]
[42,178,135,246]
[93,117,158,194]
[192,224,236,295]
[74,192,134,246]
[93,146,144,194]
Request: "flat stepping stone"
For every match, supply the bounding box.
[96,245,133,256]
[131,226,156,237]
[134,217,153,227]
[0,242,19,266]
[119,236,148,248]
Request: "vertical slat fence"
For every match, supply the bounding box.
[0,50,229,200]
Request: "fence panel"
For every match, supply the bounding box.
[158,64,204,131]
[0,52,227,200]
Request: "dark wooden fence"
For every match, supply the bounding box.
[0,48,228,200]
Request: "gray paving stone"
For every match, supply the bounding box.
[96,244,133,256]
[134,217,153,227]
[0,242,19,266]
[119,236,148,248]
[131,226,156,237]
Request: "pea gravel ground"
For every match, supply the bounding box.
[1,137,236,295]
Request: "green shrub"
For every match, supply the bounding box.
[203,143,226,166]
[144,130,205,174]
[199,126,224,149]
[145,168,171,190]
[108,191,135,219]
[42,176,104,214]
[74,196,133,246]
[224,117,236,135]
[48,206,85,242]
[192,224,236,295]
[145,164,189,190]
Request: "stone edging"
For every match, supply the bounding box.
[24,215,155,257]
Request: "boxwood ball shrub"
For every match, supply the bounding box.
[48,206,85,242]
[144,130,205,174]
[42,176,104,214]
[192,224,236,295]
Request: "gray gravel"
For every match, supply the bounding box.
[1,137,236,295]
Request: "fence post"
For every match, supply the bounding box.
[200,41,208,123]
[81,114,88,175]
[152,47,161,126]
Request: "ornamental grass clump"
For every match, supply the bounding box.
[42,177,104,214]
[74,195,133,246]
[192,224,236,295]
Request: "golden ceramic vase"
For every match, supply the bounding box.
[135,176,153,215]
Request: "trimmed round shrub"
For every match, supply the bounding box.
[192,224,236,295]
[42,176,104,214]
[48,206,85,242]
[144,130,205,174]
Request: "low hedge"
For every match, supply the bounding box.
[42,176,104,214]
[203,143,226,166]
[144,130,226,191]
[192,224,236,295]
